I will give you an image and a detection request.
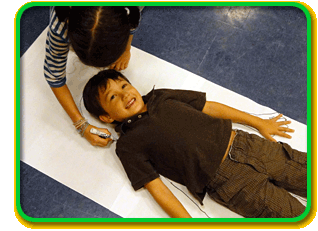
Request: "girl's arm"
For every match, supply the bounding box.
[202,101,294,142]
[110,34,134,71]
[51,85,112,146]
[145,178,192,218]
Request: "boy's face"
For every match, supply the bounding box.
[98,77,147,123]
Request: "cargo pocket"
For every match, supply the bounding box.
[211,164,267,218]
[280,142,307,170]
[229,146,267,174]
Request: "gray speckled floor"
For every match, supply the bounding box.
[19,5,307,218]
[132,6,307,124]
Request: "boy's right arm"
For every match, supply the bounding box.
[144,178,192,218]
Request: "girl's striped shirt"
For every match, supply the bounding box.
[44,6,141,88]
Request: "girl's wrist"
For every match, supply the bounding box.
[125,45,131,51]
[73,117,90,136]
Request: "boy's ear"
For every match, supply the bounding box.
[99,114,114,123]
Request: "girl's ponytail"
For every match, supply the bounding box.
[125,6,141,29]
[55,6,71,22]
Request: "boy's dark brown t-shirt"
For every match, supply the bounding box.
[115,88,232,204]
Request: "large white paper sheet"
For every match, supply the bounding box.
[20,27,307,218]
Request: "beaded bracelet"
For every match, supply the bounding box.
[74,118,90,136]
[73,118,87,129]
[79,121,90,137]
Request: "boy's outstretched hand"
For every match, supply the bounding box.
[258,114,294,142]
[202,101,295,143]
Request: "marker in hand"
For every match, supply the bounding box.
[90,128,115,140]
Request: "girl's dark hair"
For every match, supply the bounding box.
[55,6,140,67]
[83,69,130,119]
[55,6,71,22]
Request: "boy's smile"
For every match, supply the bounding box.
[126,98,136,109]
[98,78,147,123]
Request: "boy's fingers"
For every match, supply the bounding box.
[264,133,277,142]
[277,131,292,139]
[273,114,283,121]
[278,127,294,133]
[268,136,277,142]
[278,120,291,126]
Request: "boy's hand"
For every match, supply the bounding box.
[83,124,113,147]
[258,114,294,142]
[109,49,131,71]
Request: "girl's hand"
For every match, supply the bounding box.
[109,49,131,71]
[258,114,294,142]
[83,124,113,147]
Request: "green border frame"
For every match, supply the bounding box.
[15,1,313,225]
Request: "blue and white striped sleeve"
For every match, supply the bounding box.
[44,7,69,88]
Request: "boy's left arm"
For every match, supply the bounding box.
[202,101,294,142]
[145,178,192,218]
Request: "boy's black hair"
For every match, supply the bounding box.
[56,6,140,68]
[83,69,131,119]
